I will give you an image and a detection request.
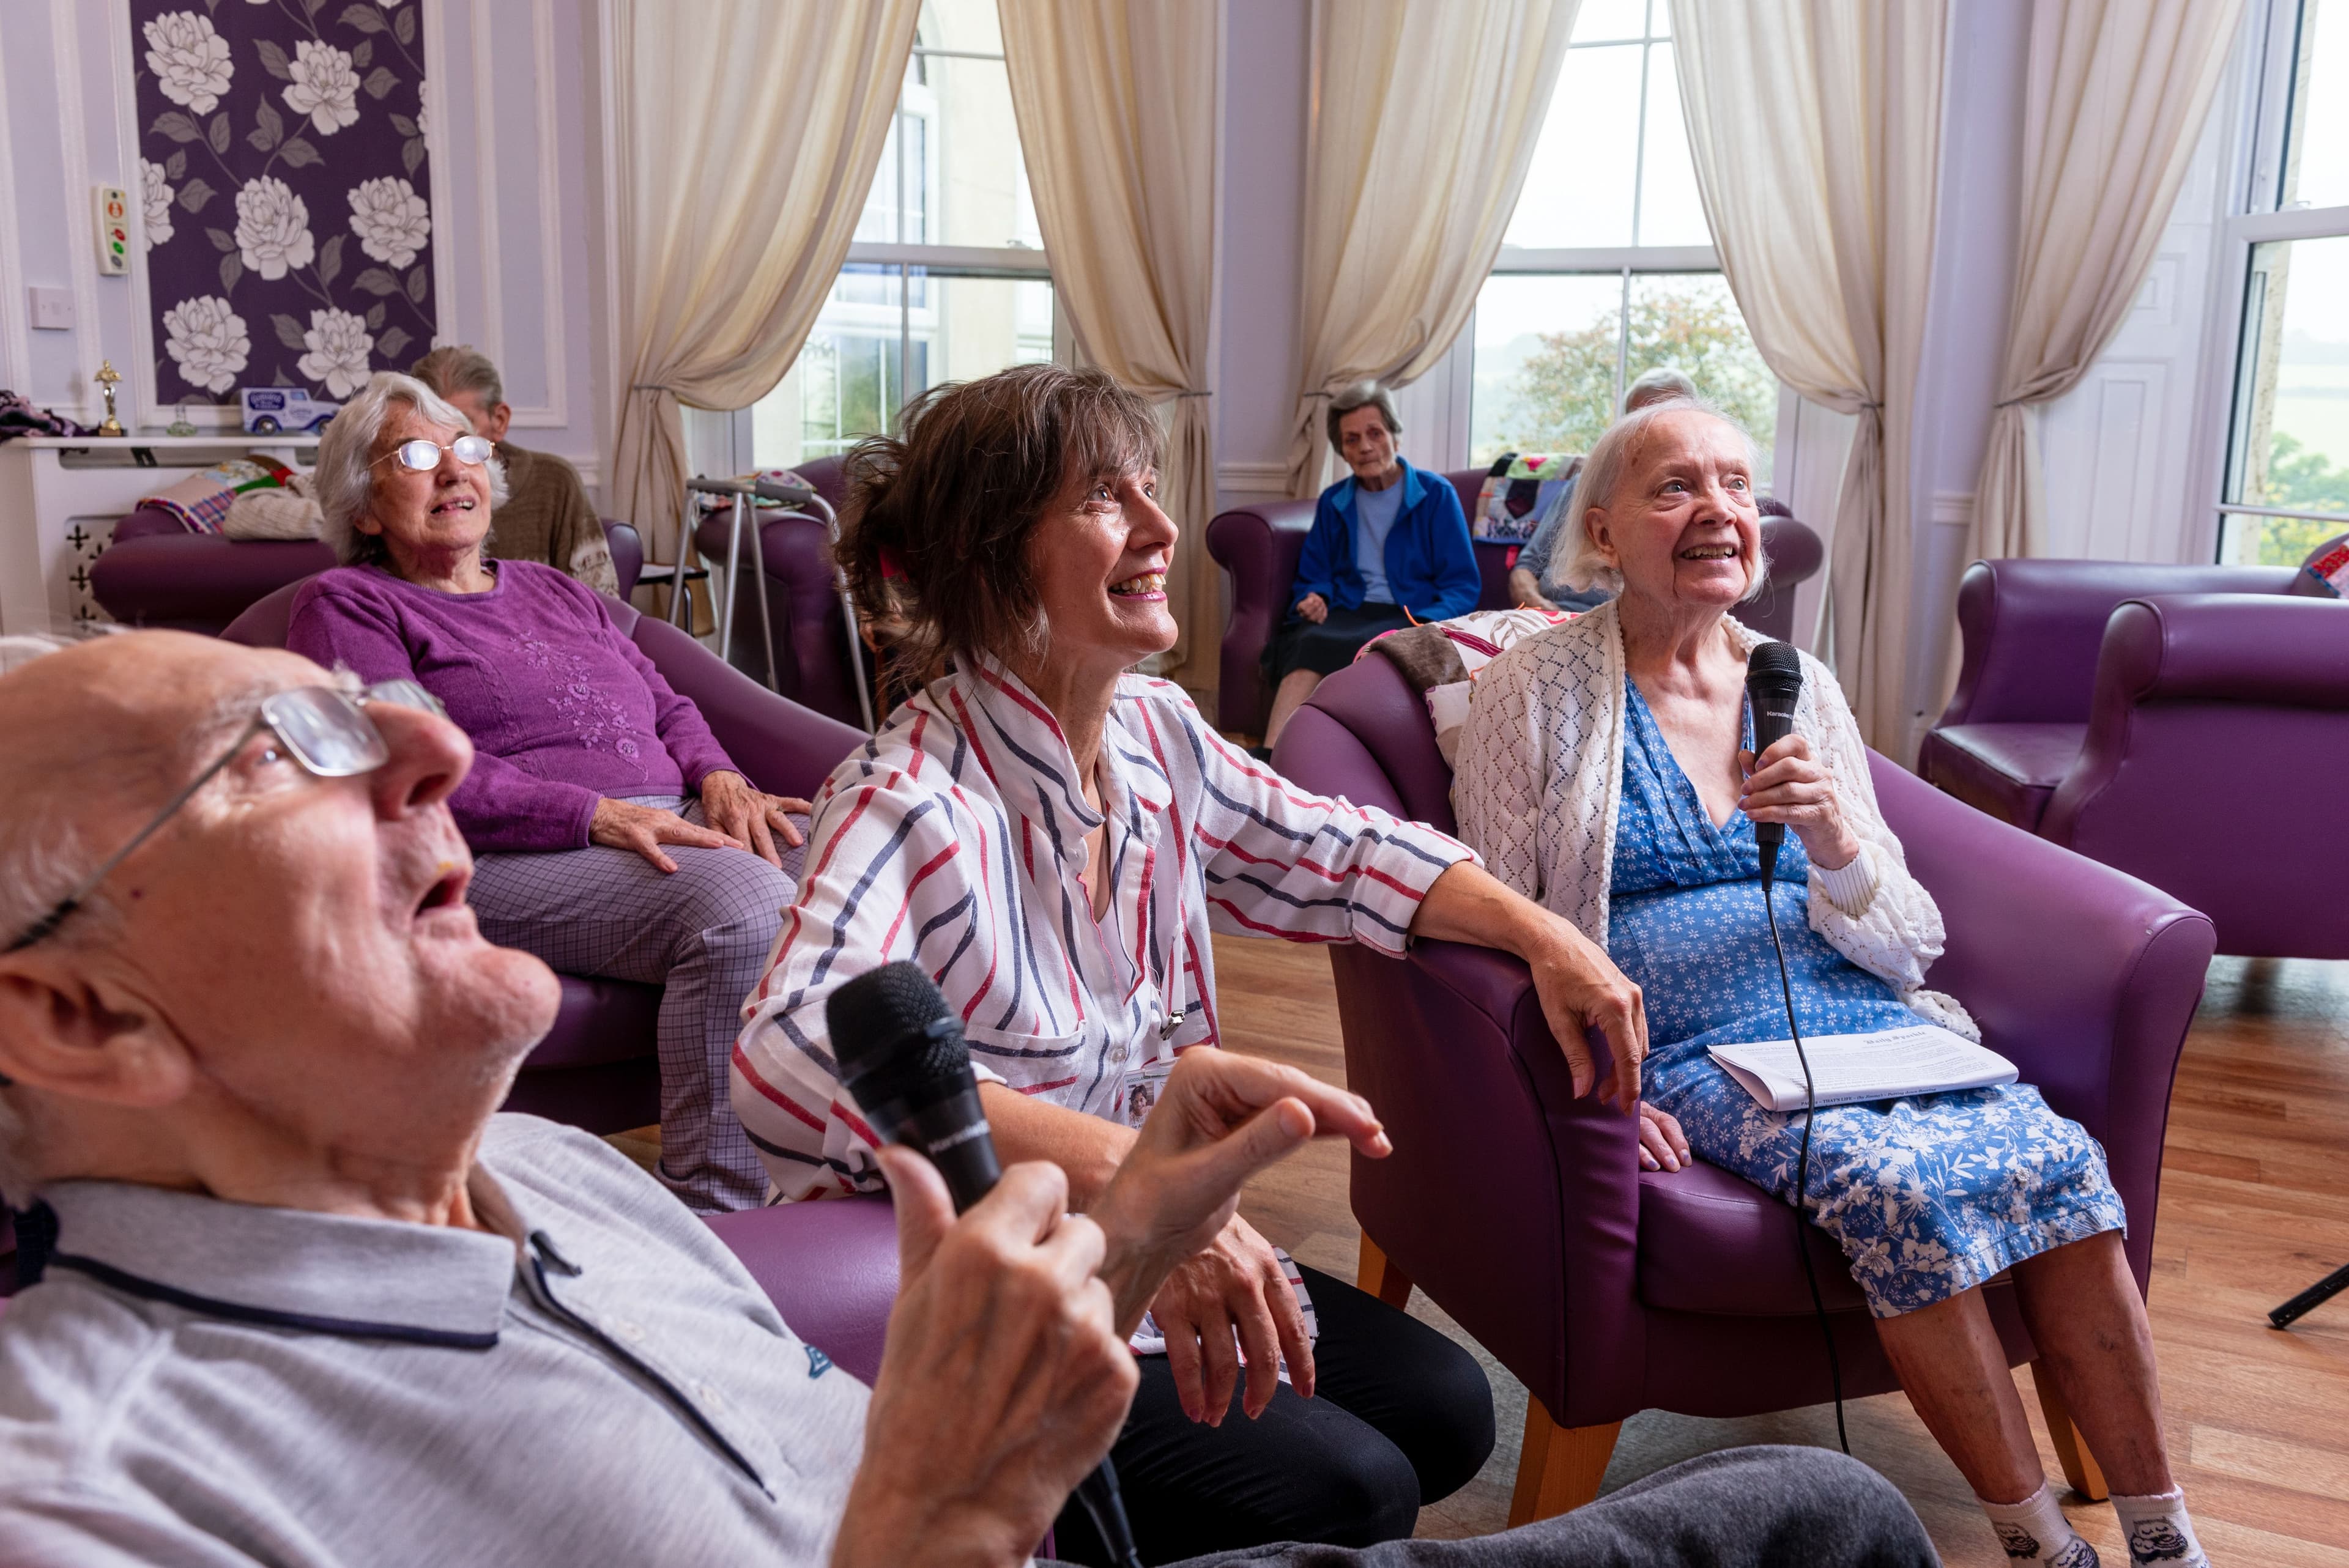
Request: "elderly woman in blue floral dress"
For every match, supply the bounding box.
[1454,397,2216,1568]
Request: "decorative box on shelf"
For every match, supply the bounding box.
[0,433,320,635]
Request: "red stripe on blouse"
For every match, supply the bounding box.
[731,1046,826,1132]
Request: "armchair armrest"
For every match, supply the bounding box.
[704,1194,899,1386]
[2096,593,2349,710]
[1206,499,1315,733]
[601,519,642,601]
[1333,933,1642,1426]
[1939,558,2296,728]
[628,612,866,801]
[1872,755,2213,1292]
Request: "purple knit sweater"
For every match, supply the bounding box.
[286,561,738,852]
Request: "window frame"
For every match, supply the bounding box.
[729,31,1061,470]
[2203,0,2349,560]
[1453,1,1777,480]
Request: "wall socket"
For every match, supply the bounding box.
[28,286,73,331]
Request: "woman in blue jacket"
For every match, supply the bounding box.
[1261,382,1480,749]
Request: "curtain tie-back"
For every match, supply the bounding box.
[1992,396,2033,409]
[1171,389,1212,398]
[1854,399,1884,411]
[630,383,674,393]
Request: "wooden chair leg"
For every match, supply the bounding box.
[1356,1233,1414,1309]
[2028,1360,2109,1502]
[1508,1396,1622,1526]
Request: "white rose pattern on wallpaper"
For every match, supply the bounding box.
[163,295,252,394]
[283,40,362,136]
[143,11,234,116]
[234,176,314,279]
[297,308,375,398]
[348,177,430,269]
[133,1,433,407]
[140,160,176,251]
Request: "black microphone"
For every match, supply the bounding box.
[828,962,1143,1568]
[1744,640,1803,882]
[829,961,1000,1208]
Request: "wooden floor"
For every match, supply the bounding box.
[1218,937,2349,1565]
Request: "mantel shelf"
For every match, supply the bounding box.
[9,434,321,449]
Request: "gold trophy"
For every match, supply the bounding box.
[94,360,125,437]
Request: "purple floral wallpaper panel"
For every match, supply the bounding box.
[131,1,435,407]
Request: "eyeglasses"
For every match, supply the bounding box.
[4,681,447,956]
[376,435,494,473]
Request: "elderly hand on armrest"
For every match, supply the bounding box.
[832,1049,1390,1568]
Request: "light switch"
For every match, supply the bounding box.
[29,287,73,331]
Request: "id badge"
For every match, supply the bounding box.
[1118,1061,1173,1128]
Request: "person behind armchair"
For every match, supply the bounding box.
[410,344,618,598]
[1260,380,1479,750]
[0,631,1939,1568]
[1452,394,2216,1568]
[285,372,807,1214]
[1508,367,1698,614]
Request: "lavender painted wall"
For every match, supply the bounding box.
[130,1,436,407]
[1214,0,1310,508]
[1899,0,2030,750]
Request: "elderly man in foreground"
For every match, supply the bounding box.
[0,631,1932,1567]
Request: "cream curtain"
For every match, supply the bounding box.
[998,0,1221,693]
[606,0,921,565]
[1285,0,1580,499]
[1967,0,2245,569]
[1672,0,1947,753]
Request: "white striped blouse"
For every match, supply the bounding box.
[730,656,1476,1201]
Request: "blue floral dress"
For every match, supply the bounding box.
[1612,679,2128,1317]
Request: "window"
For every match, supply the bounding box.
[1469,0,1775,478]
[2217,0,2349,564]
[749,0,1055,470]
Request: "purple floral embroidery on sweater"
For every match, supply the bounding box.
[512,627,644,759]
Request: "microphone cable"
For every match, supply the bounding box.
[1758,854,1850,1457]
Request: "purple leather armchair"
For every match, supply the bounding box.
[91,512,646,636]
[1920,558,2349,959]
[1274,654,2214,1520]
[1207,475,1824,734]
[706,1195,899,1384]
[692,455,869,730]
[221,579,866,1133]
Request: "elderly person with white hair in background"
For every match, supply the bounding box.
[282,371,810,1212]
[6,628,1704,1568]
[1453,394,2217,1568]
[409,344,618,597]
[1507,366,1699,613]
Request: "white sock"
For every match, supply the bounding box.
[2112,1488,2210,1567]
[1981,1484,2100,1564]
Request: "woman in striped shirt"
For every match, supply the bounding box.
[731,366,1650,1564]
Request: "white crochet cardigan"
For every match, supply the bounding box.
[1450,599,1979,1038]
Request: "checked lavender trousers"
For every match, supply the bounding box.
[467,796,808,1212]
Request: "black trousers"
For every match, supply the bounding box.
[1262,602,1413,687]
[1052,1265,1497,1566]
[1051,1446,1937,1567]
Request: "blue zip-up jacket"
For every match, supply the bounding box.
[1289,457,1480,621]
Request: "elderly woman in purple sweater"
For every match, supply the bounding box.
[287,372,809,1212]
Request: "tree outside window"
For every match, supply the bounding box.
[1469,0,1776,479]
